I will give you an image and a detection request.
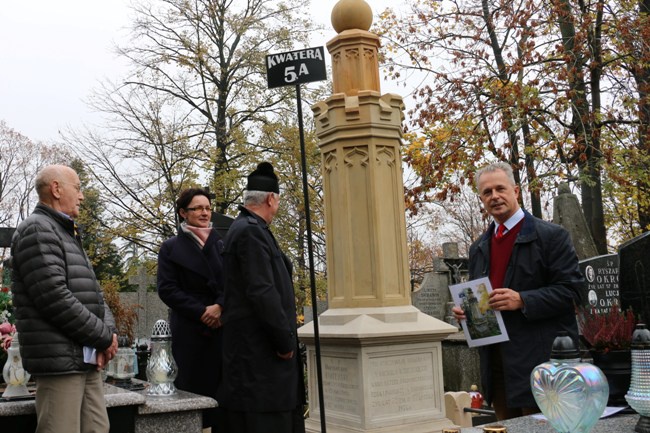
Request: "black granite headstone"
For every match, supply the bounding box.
[619,231,650,324]
[579,254,620,313]
[0,228,15,248]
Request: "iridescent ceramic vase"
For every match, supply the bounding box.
[531,331,608,433]
[625,323,650,433]
[146,320,178,396]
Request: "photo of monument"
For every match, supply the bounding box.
[449,277,510,347]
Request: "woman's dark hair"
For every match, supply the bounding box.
[176,188,211,220]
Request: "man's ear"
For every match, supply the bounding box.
[51,181,62,199]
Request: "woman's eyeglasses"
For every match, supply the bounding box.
[186,206,212,213]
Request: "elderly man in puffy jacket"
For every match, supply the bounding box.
[11,165,118,433]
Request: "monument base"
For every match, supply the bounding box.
[298,306,458,433]
[305,416,458,433]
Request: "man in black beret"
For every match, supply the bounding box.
[219,162,305,433]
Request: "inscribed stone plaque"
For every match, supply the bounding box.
[368,352,436,418]
[579,254,619,313]
[619,232,650,324]
[321,356,359,414]
[412,273,439,317]
[412,272,453,320]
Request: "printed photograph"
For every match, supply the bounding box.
[449,277,509,347]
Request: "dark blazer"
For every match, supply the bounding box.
[470,210,583,408]
[220,206,303,412]
[157,228,224,398]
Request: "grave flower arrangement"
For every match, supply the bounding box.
[0,285,15,351]
[576,303,637,405]
[576,304,637,353]
[1,285,15,382]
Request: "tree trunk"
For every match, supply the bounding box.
[634,0,650,230]
[553,0,608,253]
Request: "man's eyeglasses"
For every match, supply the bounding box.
[186,206,212,213]
[57,181,81,192]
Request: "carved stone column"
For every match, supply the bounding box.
[299,1,458,432]
[313,90,410,308]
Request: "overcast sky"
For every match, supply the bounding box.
[0,0,397,143]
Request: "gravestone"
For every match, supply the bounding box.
[578,254,620,313]
[303,299,328,324]
[412,243,469,322]
[619,231,650,324]
[0,228,15,248]
[440,242,468,285]
[120,266,169,340]
[412,272,449,320]
[553,183,599,260]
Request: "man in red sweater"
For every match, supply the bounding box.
[453,162,583,420]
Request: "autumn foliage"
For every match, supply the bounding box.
[375,0,650,247]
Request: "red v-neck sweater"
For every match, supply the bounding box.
[489,221,523,289]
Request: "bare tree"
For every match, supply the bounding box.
[0,121,73,261]
[65,0,319,256]
[376,0,648,250]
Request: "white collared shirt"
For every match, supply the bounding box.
[495,208,524,237]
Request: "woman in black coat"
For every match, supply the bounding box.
[157,188,225,431]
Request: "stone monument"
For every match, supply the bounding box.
[120,266,169,340]
[412,272,445,319]
[298,1,458,432]
[553,183,599,260]
[0,228,15,250]
[578,254,620,313]
[619,231,650,324]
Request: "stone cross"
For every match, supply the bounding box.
[129,266,156,338]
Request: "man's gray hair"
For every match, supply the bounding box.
[244,190,276,206]
[475,162,516,190]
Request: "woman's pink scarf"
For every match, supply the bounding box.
[181,222,212,247]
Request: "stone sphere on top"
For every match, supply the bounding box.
[331,0,373,33]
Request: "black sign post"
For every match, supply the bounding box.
[266,47,327,432]
[266,47,327,89]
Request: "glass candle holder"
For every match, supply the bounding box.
[114,346,137,380]
[531,331,608,433]
[626,324,650,433]
[2,333,31,398]
[146,320,177,396]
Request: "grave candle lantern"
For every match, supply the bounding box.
[625,323,650,433]
[113,336,137,382]
[531,331,608,433]
[146,320,177,396]
[2,332,31,398]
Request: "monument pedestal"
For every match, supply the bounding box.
[299,306,458,433]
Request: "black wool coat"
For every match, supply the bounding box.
[470,210,583,408]
[157,228,224,399]
[219,206,304,413]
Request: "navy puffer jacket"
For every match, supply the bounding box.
[11,204,116,375]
